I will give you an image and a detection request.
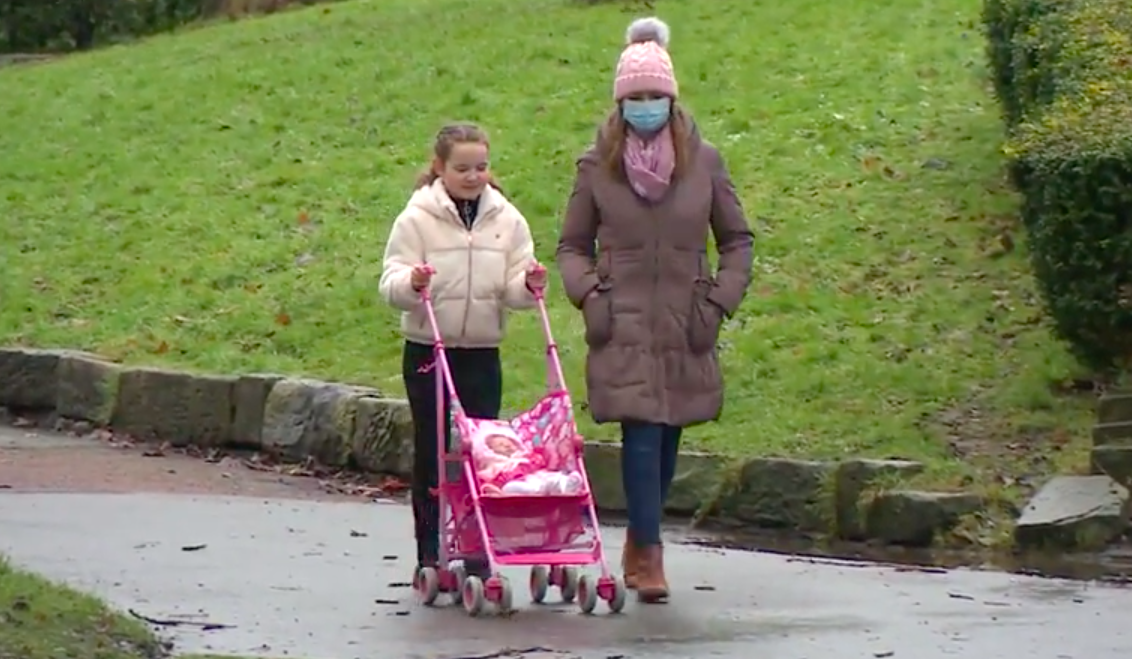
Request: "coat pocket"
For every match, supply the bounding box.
[582,283,614,348]
[687,281,724,355]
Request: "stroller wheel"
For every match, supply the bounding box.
[497,576,513,614]
[577,574,599,615]
[608,575,627,614]
[559,566,579,603]
[416,567,441,606]
[451,564,468,606]
[529,566,550,604]
[462,575,486,617]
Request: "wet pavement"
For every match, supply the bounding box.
[1,491,1131,659]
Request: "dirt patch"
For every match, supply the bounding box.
[0,53,59,68]
[0,419,407,501]
[927,390,1090,503]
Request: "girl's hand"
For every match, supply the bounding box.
[410,263,434,291]
[525,261,548,291]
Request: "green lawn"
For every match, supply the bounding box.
[0,0,1096,499]
[0,555,279,659]
[0,555,164,659]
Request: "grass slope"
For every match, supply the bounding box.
[0,555,163,659]
[0,555,281,659]
[0,0,1094,497]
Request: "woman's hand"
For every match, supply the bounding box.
[525,261,548,291]
[410,263,434,291]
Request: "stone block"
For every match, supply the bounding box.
[666,452,727,516]
[0,347,98,411]
[1091,422,1132,447]
[1091,445,1132,487]
[583,442,624,512]
[865,491,983,547]
[55,354,121,425]
[716,458,836,532]
[261,379,375,466]
[230,374,286,449]
[834,458,925,541]
[351,397,414,476]
[1098,393,1132,424]
[1014,475,1130,552]
[111,367,235,447]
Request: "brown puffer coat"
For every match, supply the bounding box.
[556,128,754,427]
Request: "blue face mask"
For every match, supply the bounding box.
[621,98,671,134]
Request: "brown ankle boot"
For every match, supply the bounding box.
[636,544,669,603]
[621,529,640,590]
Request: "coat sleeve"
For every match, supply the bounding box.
[555,158,601,309]
[378,210,424,311]
[705,147,755,316]
[502,209,538,310]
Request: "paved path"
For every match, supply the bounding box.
[2,426,1132,659]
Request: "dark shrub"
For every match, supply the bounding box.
[984,0,1132,370]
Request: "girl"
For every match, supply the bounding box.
[555,18,755,603]
[379,122,547,580]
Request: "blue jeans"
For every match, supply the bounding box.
[621,421,683,546]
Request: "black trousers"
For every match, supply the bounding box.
[402,340,502,566]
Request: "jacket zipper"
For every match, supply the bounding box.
[454,203,501,343]
[459,229,473,341]
[652,216,663,412]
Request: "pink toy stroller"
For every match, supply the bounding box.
[410,284,627,617]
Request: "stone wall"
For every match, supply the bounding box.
[0,346,986,547]
[1009,389,1132,553]
[1091,390,1132,487]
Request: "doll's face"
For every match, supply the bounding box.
[485,434,518,456]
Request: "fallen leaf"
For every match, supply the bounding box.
[297,210,310,225]
[882,165,904,179]
[275,312,292,326]
[153,341,169,355]
[861,154,882,171]
[181,544,207,552]
[141,441,168,457]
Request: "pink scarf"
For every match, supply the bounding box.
[623,126,675,202]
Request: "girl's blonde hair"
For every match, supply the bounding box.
[415,122,504,193]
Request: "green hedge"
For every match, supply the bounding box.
[1,0,207,52]
[0,0,336,54]
[983,0,1132,371]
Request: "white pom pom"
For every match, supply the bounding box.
[625,17,670,49]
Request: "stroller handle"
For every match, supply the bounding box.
[418,274,567,401]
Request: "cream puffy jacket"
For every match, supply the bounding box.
[379,180,538,348]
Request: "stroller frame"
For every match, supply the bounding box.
[411,285,626,616]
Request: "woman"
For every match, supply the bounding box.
[555,17,754,603]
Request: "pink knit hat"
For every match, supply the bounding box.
[613,17,678,101]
